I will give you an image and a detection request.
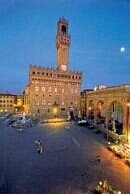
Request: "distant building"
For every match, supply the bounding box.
[94,84,108,91]
[0,93,17,115]
[23,18,82,119]
[0,93,24,116]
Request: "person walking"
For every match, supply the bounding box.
[35,140,44,154]
[96,155,101,162]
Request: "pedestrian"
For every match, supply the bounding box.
[35,140,44,154]
[37,140,42,146]
[38,143,44,154]
[96,155,101,162]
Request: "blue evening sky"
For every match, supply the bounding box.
[0,0,130,94]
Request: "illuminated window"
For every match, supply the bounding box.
[42,87,45,92]
[48,101,52,105]
[35,86,39,92]
[54,88,57,92]
[35,100,39,106]
[42,100,46,106]
[48,87,51,92]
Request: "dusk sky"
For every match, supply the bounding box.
[0,0,130,94]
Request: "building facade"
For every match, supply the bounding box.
[24,18,82,120]
[0,93,24,116]
[0,93,17,115]
[80,84,130,139]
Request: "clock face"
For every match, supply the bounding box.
[61,65,67,71]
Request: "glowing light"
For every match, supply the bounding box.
[53,108,58,114]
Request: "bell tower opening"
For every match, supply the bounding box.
[61,25,66,34]
[56,17,71,71]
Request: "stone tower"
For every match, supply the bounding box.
[24,18,82,120]
[56,17,71,71]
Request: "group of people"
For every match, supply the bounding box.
[35,140,44,154]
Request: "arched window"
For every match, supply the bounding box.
[62,25,66,33]
[42,87,45,92]
[35,86,39,92]
[42,100,45,106]
[35,100,39,106]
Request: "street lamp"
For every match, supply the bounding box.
[88,106,92,120]
[127,102,130,143]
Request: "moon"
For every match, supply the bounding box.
[120,47,125,52]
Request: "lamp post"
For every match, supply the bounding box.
[127,102,130,143]
[88,107,91,121]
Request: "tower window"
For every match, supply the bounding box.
[62,25,66,34]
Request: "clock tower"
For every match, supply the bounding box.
[56,18,71,71]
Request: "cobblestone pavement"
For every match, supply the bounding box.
[0,120,130,194]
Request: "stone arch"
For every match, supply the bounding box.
[88,100,94,120]
[96,100,105,119]
[108,101,123,134]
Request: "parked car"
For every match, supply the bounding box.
[93,129,101,134]
[78,119,89,126]
[7,120,16,127]
[89,124,95,129]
